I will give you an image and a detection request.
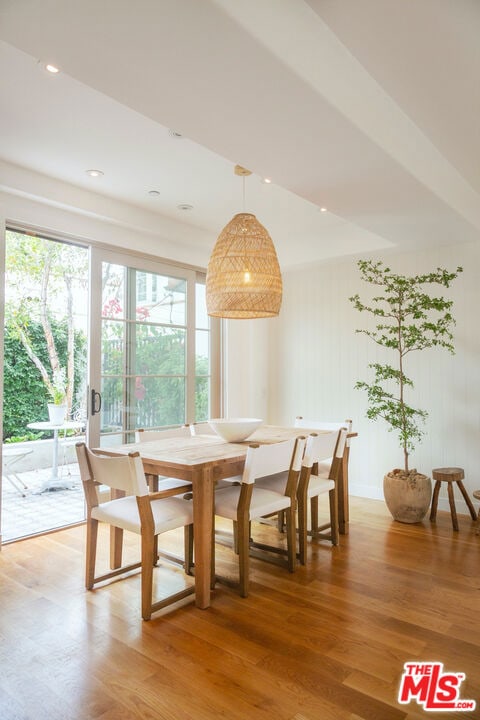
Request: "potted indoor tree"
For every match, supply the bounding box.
[350,260,462,523]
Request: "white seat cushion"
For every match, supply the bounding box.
[91,495,193,535]
[215,485,291,521]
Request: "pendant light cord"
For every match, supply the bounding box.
[242,175,248,279]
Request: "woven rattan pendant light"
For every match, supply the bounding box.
[206,165,282,319]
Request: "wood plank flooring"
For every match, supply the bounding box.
[0,497,479,720]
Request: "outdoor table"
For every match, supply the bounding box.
[27,420,85,491]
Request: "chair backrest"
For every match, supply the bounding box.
[76,443,149,499]
[295,417,353,447]
[242,437,305,485]
[302,429,348,481]
[295,416,352,433]
[190,422,216,436]
[302,431,339,469]
[135,425,191,442]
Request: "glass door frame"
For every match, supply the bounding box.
[87,245,220,448]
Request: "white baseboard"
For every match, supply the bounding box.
[350,483,479,518]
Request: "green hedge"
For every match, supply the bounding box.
[3,318,86,440]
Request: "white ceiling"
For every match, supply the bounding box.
[0,0,479,270]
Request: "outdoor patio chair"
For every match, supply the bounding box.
[2,446,33,496]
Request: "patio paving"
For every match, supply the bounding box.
[1,462,86,543]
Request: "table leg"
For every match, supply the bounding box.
[39,429,74,492]
[52,429,59,479]
[192,466,214,609]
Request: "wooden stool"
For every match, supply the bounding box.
[430,467,477,531]
[473,490,480,535]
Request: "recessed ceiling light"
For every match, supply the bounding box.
[38,60,60,74]
[148,190,161,196]
[320,207,327,212]
[169,129,183,139]
[86,169,104,178]
[262,177,272,184]
[177,203,193,211]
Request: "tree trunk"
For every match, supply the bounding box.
[40,248,61,377]
[64,273,75,413]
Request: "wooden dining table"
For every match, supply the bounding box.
[97,425,354,609]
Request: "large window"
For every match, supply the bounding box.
[89,248,220,447]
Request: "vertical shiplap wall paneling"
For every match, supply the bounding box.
[258,242,480,513]
[224,318,271,420]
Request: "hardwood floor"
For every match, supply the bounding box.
[0,497,479,720]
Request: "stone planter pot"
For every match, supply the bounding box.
[383,469,432,524]
[47,403,67,425]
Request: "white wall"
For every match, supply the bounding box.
[259,243,480,514]
[223,318,271,421]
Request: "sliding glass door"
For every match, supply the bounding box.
[88,247,219,448]
[1,233,219,543]
[1,229,89,542]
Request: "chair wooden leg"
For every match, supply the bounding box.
[311,496,319,535]
[232,520,239,554]
[285,505,297,573]
[297,494,308,566]
[110,526,123,569]
[184,525,194,575]
[277,510,285,533]
[85,518,98,590]
[237,516,250,598]
[329,487,339,546]
[210,501,217,589]
[141,531,155,621]
[337,457,349,535]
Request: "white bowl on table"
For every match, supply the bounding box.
[207,418,262,443]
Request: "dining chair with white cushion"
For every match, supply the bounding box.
[295,417,352,473]
[297,429,348,564]
[295,417,354,535]
[76,442,194,621]
[213,436,305,597]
